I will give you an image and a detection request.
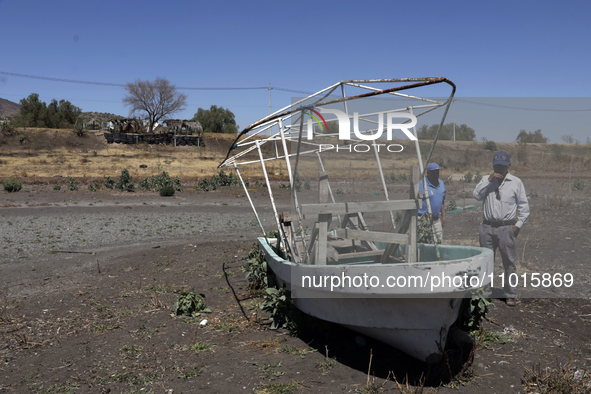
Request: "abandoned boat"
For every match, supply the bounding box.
[218,78,493,362]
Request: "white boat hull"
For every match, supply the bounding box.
[258,238,494,363]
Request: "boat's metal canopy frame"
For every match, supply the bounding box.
[219,78,456,265]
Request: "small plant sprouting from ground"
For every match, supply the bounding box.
[471,329,508,346]
[53,184,61,191]
[68,177,78,191]
[255,382,299,394]
[304,177,311,190]
[522,354,591,394]
[120,344,143,359]
[115,168,135,192]
[171,288,211,317]
[573,178,586,191]
[278,346,314,359]
[182,341,216,354]
[2,178,22,192]
[245,243,271,290]
[260,287,292,330]
[458,288,494,332]
[255,361,285,380]
[90,324,119,333]
[315,347,337,373]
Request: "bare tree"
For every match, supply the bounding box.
[122,77,187,132]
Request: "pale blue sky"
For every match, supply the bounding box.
[1,0,590,142]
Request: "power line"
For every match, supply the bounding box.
[8,71,588,113]
[0,71,269,91]
[456,98,591,112]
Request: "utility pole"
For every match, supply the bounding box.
[269,83,278,157]
[453,98,456,141]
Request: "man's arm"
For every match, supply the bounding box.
[473,176,493,201]
[515,179,530,229]
[441,202,446,227]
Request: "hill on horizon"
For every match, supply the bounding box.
[0,97,20,118]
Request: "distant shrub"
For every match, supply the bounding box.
[388,173,409,184]
[68,177,78,191]
[53,184,61,191]
[74,122,85,137]
[139,171,182,192]
[483,140,498,152]
[0,121,15,134]
[160,186,175,196]
[212,170,240,187]
[551,144,564,161]
[304,178,311,190]
[3,178,22,192]
[473,171,483,183]
[462,172,473,183]
[115,169,134,192]
[104,176,115,189]
[196,178,217,192]
[445,198,458,212]
[196,170,239,191]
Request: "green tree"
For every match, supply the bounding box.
[12,94,81,128]
[417,123,476,141]
[192,105,238,134]
[515,129,548,143]
[123,77,187,132]
[44,99,81,128]
[13,93,47,127]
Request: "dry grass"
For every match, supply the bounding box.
[522,354,591,394]
[1,128,591,183]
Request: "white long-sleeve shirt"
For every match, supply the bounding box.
[472,172,530,228]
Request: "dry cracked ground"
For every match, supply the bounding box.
[1,177,591,394]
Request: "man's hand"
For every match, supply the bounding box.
[488,172,504,182]
[512,225,520,237]
[442,216,446,228]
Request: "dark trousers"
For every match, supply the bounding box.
[478,223,517,298]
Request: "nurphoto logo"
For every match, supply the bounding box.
[303,108,417,153]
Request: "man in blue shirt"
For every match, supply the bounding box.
[418,162,446,243]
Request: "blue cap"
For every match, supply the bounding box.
[492,151,510,166]
[426,163,440,171]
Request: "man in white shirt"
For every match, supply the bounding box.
[473,151,530,306]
